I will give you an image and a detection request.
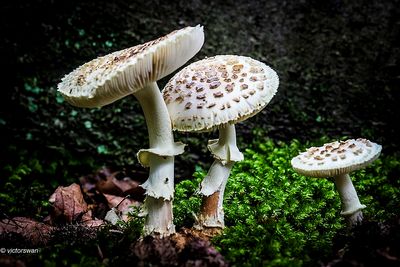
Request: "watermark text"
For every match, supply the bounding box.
[0,247,40,254]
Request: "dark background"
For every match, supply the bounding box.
[1,0,399,187]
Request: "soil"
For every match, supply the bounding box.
[323,216,400,267]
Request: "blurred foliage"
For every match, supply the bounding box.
[174,137,400,266]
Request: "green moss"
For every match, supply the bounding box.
[174,138,400,266]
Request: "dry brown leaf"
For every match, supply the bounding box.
[49,183,92,224]
[80,167,146,201]
[0,217,53,245]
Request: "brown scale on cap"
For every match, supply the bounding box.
[186,82,195,89]
[233,64,244,72]
[164,97,171,104]
[240,84,249,90]
[196,85,205,92]
[197,94,206,100]
[207,77,219,83]
[207,103,216,108]
[177,78,187,85]
[185,102,192,109]
[76,75,85,86]
[210,81,221,89]
[125,33,169,58]
[175,96,184,103]
[213,92,224,98]
[225,84,234,93]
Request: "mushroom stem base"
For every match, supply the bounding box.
[333,173,366,226]
[195,161,233,232]
[143,196,175,237]
[344,210,364,228]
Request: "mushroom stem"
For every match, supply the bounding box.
[333,173,366,227]
[133,82,177,236]
[218,123,237,149]
[134,82,175,149]
[195,161,234,230]
[195,124,242,233]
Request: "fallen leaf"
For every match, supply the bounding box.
[49,183,92,224]
[0,217,53,245]
[80,167,146,200]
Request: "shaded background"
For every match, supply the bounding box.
[1,0,399,216]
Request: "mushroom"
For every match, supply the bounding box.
[57,25,204,236]
[162,55,279,234]
[291,138,382,227]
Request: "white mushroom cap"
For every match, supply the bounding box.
[58,25,204,108]
[291,138,382,177]
[162,55,279,132]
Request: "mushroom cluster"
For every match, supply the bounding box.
[58,24,378,238]
[291,138,382,226]
[162,55,279,233]
[58,25,204,236]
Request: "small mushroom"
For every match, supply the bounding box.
[57,26,204,236]
[162,55,279,234]
[291,138,382,227]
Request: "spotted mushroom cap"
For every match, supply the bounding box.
[57,25,204,108]
[162,55,279,132]
[291,138,382,178]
